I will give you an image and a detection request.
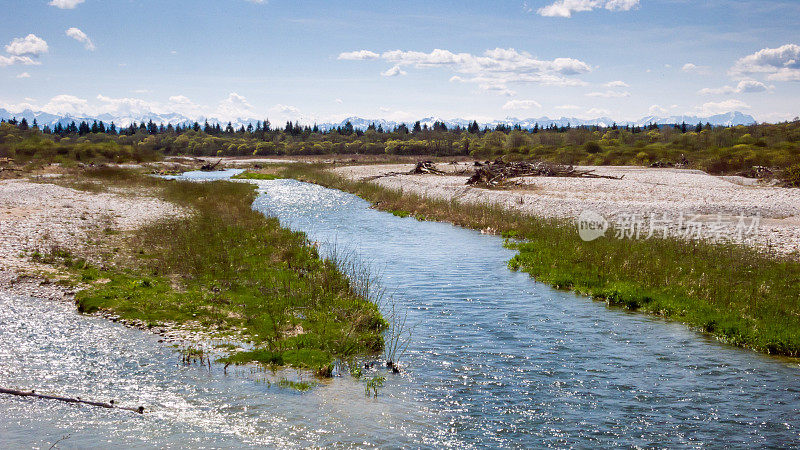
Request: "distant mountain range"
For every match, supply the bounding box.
[0,108,758,131]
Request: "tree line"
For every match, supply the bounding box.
[1,116,798,174]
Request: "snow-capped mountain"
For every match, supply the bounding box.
[325,112,757,130]
[0,108,759,131]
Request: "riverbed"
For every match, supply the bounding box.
[1,175,799,447]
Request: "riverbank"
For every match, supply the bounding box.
[0,166,385,375]
[0,175,183,301]
[334,163,800,257]
[276,163,800,357]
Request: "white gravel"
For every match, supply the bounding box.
[0,179,184,300]
[334,163,800,257]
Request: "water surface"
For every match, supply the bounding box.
[1,175,798,447]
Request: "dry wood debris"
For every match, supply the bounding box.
[466,160,624,187]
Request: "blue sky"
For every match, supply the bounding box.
[1,0,799,123]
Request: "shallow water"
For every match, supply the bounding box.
[1,174,799,447]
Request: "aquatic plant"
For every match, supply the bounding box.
[277,378,315,392]
[364,375,385,398]
[384,302,412,373]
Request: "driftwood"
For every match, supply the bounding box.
[650,155,690,169]
[649,160,675,168]
[736,165,774,179]
[362,160,448,181]
[466,160,624,187]
[409,161,445,175]
[0,387,144,414]
[199,158,223,171]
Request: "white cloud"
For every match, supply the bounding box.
[16,72,31,79]
[556,104,581,110]
[5,34,48,57]
[246,0,267,3]
[582,107,612,117]
[681,63,711,75]
[0,55,39,67]
[49,0,85,9]
[168,95,191,103]
[335,98,343,104]
[730,44,800,82]
[480,84,516,97]
[42,94,90,115]
[604,80,629,88]
[537,0,639,18]
[696,99,750,116]
[218,92,255,119]
[586,90,630,98]
[502,99,541,110]
[13,93,282,123]
[604,0,639,11]
[340,47,592,94]
[698,79,771,95]
[96,94,156,116]
[270,104,300,115]
[648,104,668,115]
[166,95,203,116]
[66,28,96,51]
[381,64,407,77]
[337,50,380,60]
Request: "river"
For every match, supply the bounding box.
[1,174,798,447]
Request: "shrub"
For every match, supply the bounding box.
[784,163,800,187]
[584,141,603,154]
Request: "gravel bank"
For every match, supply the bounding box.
[0,179,183,301]
[334,163,800,257]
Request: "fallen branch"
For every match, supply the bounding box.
[0,387,144,414]
[361,171,407,181]
[199,158,223,171]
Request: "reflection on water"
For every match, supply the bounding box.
[1,176,799,447]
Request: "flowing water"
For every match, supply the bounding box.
[1,174,799,448]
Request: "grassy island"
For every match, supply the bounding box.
[58,169,386,375]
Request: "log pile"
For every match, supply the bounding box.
[466,160,623,187]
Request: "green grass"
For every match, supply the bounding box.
[231,171,282,180]
[68,168,386,373]
[388,209,411,218]
[277,163,800,357]
[277,379,316,391]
